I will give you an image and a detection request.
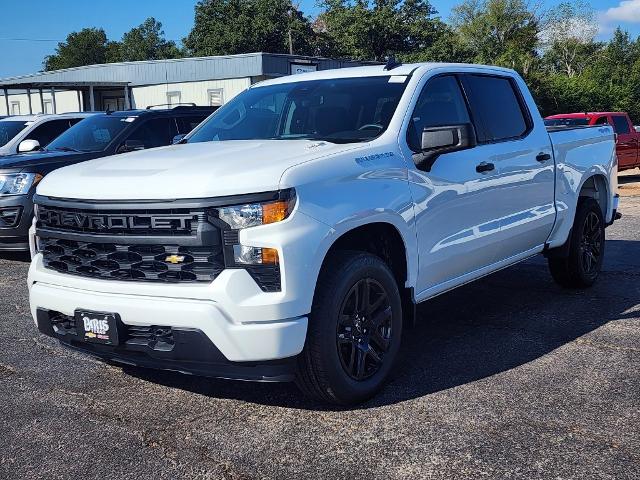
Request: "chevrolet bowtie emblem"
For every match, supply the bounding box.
[165,255,186,264]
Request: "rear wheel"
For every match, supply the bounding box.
[548,198,605,288]
[295,251,403,405]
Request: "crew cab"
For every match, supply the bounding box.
[0,106,215,251]
[28,63,618,405]
[545,111,640,171]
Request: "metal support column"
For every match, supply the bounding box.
[39,89,44,113]
[27,88,33,114]
[77,90,82,111]
[3,88,9,115]
[89,86,95,111]
[50,87,57,114]
[124,86,130,110]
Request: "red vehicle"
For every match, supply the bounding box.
[545,112,640,171]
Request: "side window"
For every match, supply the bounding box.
[27,119,72,147]
[176,115,208,135]
[612,115,630,134]
[594,116,609,125]
[461,75,529,142]
[124,118,177,149]
[408,75,470,152]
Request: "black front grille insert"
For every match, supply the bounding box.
[41,237,224,282]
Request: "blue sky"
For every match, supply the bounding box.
[0,0,639,78]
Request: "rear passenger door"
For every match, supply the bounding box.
[459,74,556,261]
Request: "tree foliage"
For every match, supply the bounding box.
[44,28,119,71]
[119,18,182,61]
[183,0,315,56]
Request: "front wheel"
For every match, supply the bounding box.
[548,198,605,288]
[295,251,403,405]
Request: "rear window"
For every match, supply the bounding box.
[544,118,590,126]
[462,75,529,142]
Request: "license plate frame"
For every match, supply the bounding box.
[74,310,121,345]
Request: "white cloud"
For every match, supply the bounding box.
[603,0,640,23]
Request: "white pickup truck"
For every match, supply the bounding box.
[28,63,619,404]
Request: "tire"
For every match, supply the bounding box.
[548,198,605,288]
[295,251,403,405]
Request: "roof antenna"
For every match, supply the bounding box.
[384,55,402,71]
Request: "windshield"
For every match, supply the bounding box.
[544,118,590,126]
[47,115,134,152]
[0,121,27,148]
[187,76,408,144]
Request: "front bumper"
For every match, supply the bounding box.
[29,276,308,364]
[35,308,297,381]
[0,192,34,251]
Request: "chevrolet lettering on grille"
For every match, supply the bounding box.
[39,209,195,231]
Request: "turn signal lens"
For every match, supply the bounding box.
[261,247,279,265]
[262,200,289,225]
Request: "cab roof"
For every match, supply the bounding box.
[255,62,518,87]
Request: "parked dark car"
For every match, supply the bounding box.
[0,106,216,251]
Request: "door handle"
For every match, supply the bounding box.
[536,152,551,162]
[476,162,495,173]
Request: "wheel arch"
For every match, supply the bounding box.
[315,221,416,327]
[578,173,609,220]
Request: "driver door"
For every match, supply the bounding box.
[405,75,503,297]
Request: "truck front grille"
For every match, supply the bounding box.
[40,238,224,282]
[36,199,225,284]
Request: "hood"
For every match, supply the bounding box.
[0,150,84,171]
[37,140,359,200]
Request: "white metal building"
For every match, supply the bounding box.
[0,53,371,115]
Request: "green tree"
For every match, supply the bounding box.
[184,0,315,56]
[317,0,449,62]
[451,0,540,74]
[118,17,182,61]
[540,1,599,77]
[43,28,119,71]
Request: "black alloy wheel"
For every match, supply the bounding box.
[336,278,393,381]
[579,210,603,276]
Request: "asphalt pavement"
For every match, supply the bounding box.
[0,197,638,480]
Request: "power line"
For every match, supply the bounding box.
[0,37,61,43]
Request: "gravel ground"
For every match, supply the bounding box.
[0,198,638,480]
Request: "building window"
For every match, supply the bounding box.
[43,99,53,114]
[208,89,224,106]
[167,91,181,106]
[10,101,20,115]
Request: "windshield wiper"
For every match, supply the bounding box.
[50,146,82,153]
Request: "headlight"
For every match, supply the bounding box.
[0,173,42,195]
[217,195,296,230]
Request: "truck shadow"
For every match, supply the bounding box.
[124,239,640,411]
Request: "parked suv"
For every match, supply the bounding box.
[0,106,215,250]
[29,64,618,404]
[0,113,95,156]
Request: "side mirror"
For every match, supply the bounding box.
[172,134,186,145]
[18,139,41,153]
[413,123,476,172]
[117,139,145,154]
